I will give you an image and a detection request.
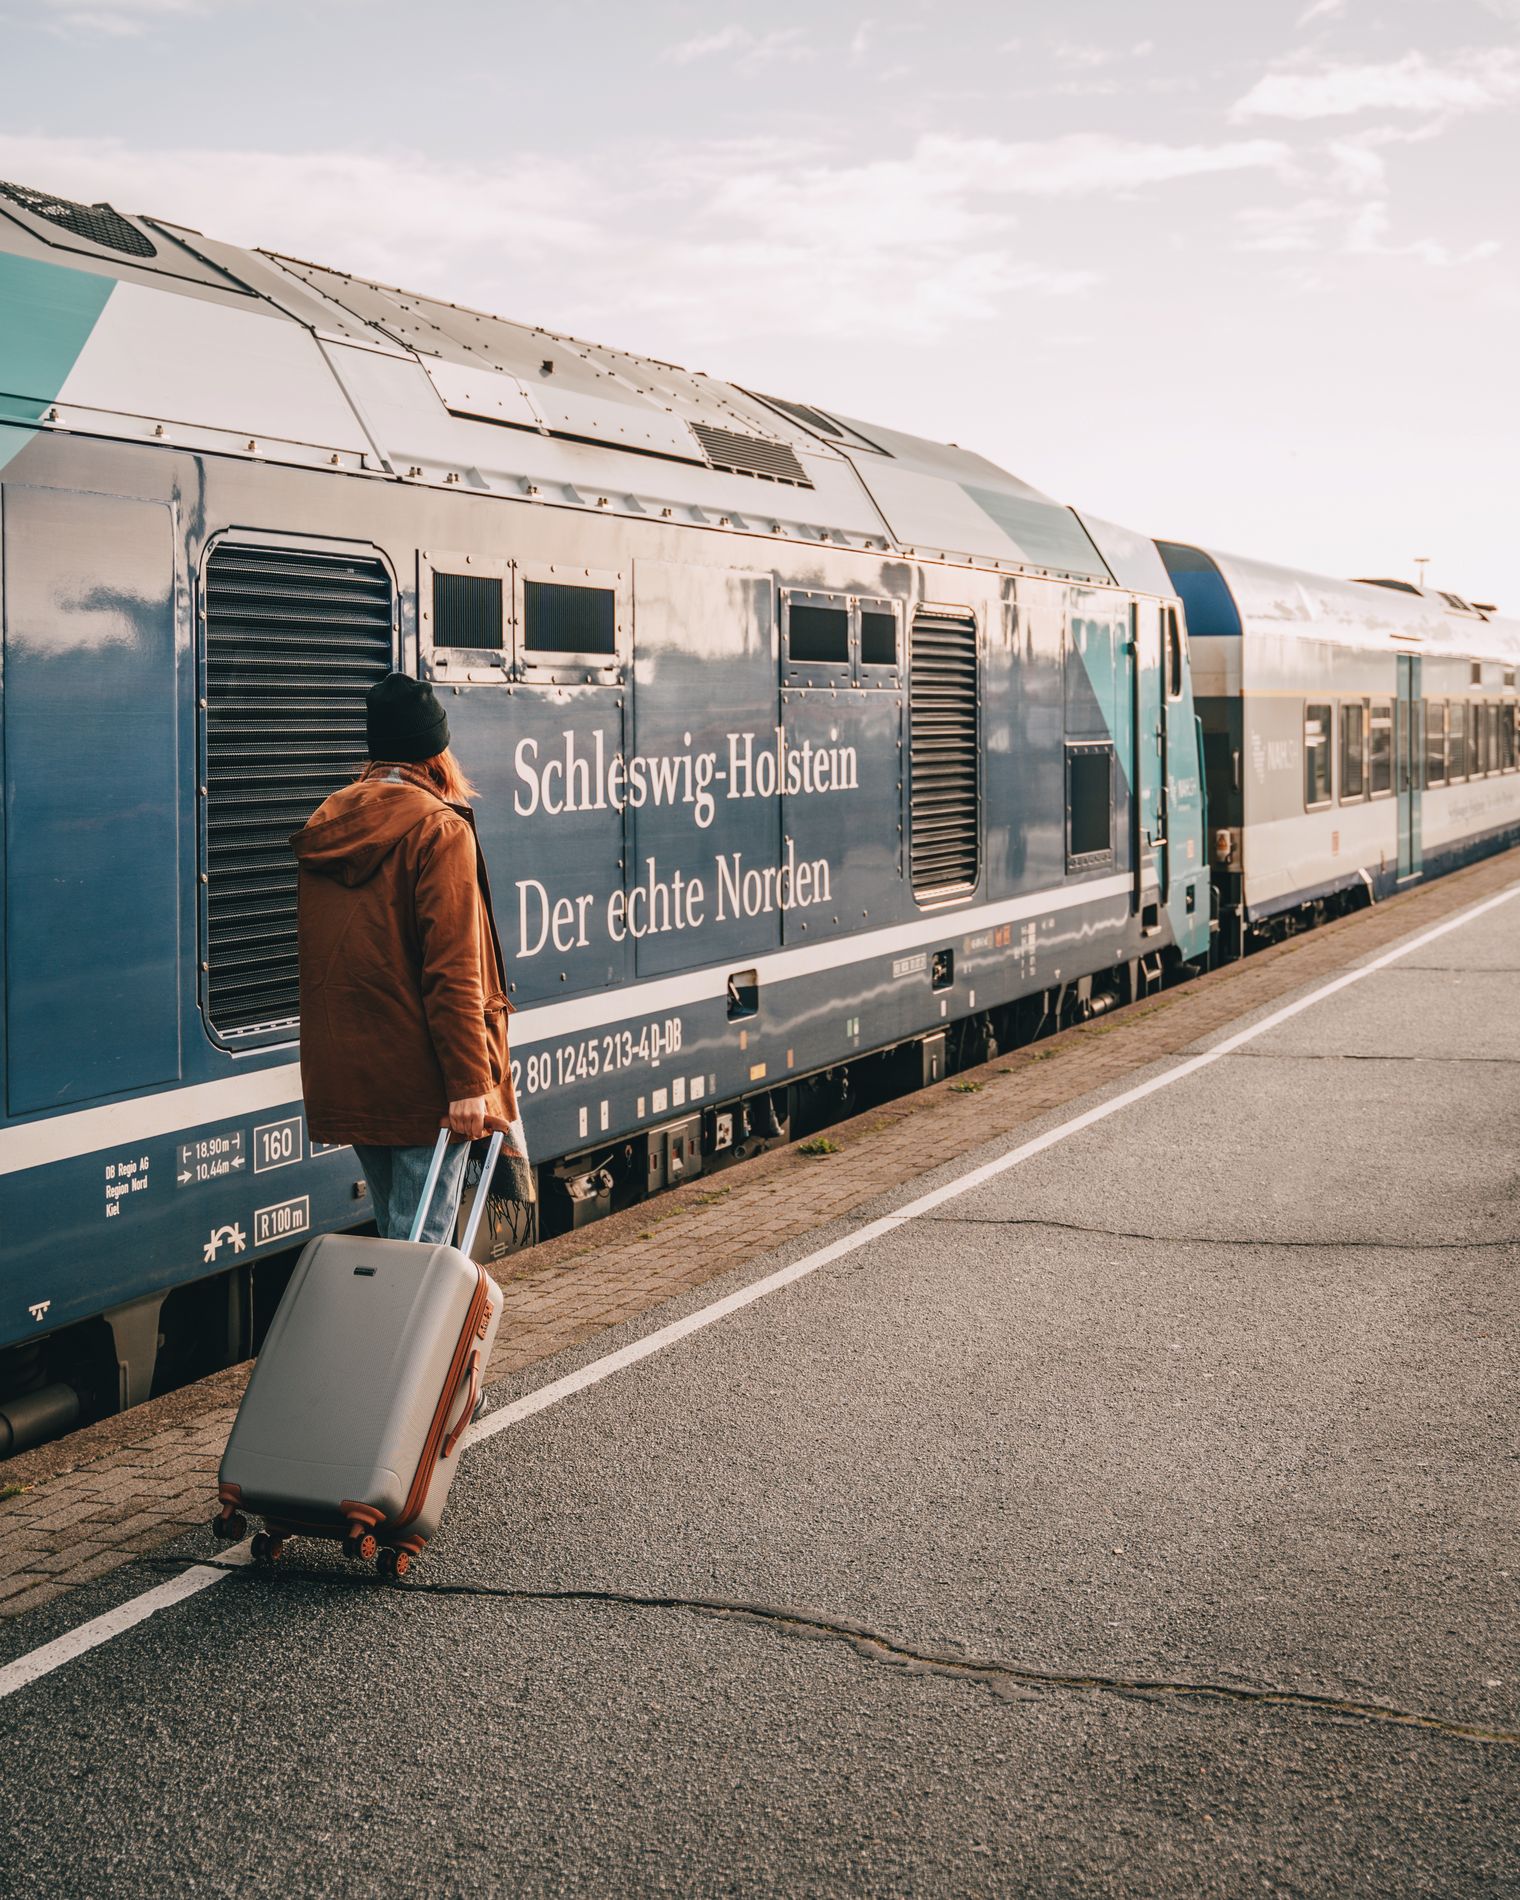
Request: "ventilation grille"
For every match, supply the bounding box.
[0,180,156,257]
[203,545,393,1036]
[909,610,980,898]
[691,423,812,488]
[433,570,502,649]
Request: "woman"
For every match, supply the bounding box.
[291,672,518,1243]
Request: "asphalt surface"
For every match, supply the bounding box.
[2,895,1517,1898]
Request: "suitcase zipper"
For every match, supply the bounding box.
[389,1266,492,1537]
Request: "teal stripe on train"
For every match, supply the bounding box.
[0,251,115,471]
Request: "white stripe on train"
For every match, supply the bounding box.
[0,872,1132,1177]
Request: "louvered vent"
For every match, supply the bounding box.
[690,423,812,488]
[203,545,393,1036]
[909,610,980,899]
[0,180,157,257]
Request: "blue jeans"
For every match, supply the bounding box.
[353,1140,468,1243]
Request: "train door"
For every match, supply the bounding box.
[1397,654,1422,880]
[1129,600,1166,921]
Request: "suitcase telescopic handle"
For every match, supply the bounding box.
[409,1126,505,1248]
[459,1129,504,1256]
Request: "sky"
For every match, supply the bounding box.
[2,0,1518,606]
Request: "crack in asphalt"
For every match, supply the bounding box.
[155,1559,1519,1750]
[920,1214,1520,1251]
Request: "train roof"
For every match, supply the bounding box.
[1158,540,1520,668]
[0,178,1181,597]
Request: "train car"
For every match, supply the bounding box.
[0,180,1210,1447]
[1158,542,1520,954]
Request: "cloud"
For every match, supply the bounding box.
[36,0,233,33]
[929,132,1292,196]
[1050,38,1154,68]
[662,25,810,66]
[1296,0,1345,24]
[1345,201,1502,267]
[1323,119,1446,195]
[1234,48,1520,119]
[1236,190,1501,267]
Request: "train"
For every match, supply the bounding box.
[1,177,1517,1453]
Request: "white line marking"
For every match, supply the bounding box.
[3,875,1516,1702]
[0,1545,250,1701]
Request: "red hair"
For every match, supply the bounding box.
[416,747,479,805]
[363,747,479,804]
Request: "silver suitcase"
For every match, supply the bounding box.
[214,1130,504,1578]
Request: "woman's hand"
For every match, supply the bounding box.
[447,1096,488,1140]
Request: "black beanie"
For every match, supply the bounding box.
[366,672,450,762]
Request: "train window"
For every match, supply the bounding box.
[1447,701,1466,779]
[1368,701,1393,796]
[1164,608,1184,699]
[523,579,616,655]
[1470,701,1486,776]
[1304,704,1333,808]
[1488,702,1503,773]
[433,571,503,649]
[1507,705,1520,772]
[1423,700,1447,787]
[859,608,898,667]
[1066,742,1114,870]
[1340,702,1367,801]
[788,602,849,663]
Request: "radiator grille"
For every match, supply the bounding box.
[0,180,157,257]
[690,423,812,488]
[203,544,393,1036]
[909,610,980,898]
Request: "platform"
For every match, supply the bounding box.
[1,849,1517,1894]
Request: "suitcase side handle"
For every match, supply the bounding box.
[409,1127,505,1247]
[442,1348,481,1458]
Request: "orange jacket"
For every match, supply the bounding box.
[291,765,517,1147]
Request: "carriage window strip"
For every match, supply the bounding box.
[1423,700,1447,787]
[1446,700,1466,780]
[1368,700,1394,797]
[1340,701,1367,801]
[1305,703,1333,809]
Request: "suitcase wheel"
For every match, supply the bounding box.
[212,1510,247,1543]
[376,1547,411,1582]
[250,1532,285,1564]
[343,1530,379,1563]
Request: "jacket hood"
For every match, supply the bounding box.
[290,775,447,887]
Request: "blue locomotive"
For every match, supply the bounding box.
[0,180,1513,1450]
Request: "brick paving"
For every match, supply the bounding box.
[2,847,1517,1618]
